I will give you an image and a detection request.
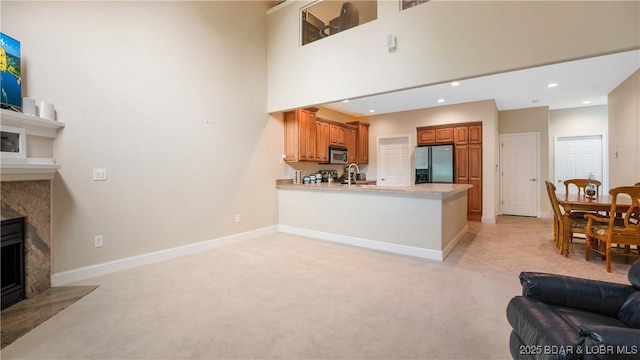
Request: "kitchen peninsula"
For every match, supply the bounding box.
[277,182,472,261]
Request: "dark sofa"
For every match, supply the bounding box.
[506,260,640,360]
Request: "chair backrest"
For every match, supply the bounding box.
[545,181,564,219]
[635,182,640,187]
[607,186,640,234]
[564,178,602,196]
[336,2,359,33]
[319,2,359,37]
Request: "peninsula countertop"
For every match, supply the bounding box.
[276,180,472,198]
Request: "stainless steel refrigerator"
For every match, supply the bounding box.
[414,144,454,184]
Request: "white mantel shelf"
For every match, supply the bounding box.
[1,109,65,181]
[1,109,65,137]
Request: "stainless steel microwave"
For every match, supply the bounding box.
[328,146,348,164]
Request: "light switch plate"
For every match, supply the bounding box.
[93,168,107,181]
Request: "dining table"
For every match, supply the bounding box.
[556,192,632,256]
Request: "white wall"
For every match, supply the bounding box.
[608,70,640,187]
[367,100,499,223]
[267,1,640,113]
[2,1,285,273]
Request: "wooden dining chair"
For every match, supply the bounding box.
[584,186,640,272]
[564,178,602,196]
[545,181,587,255]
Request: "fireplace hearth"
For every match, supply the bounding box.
[1,217,25,310]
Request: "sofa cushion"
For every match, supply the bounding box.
[507,296,581,360]
[618,291,640,328]
[510,331,537,360]
[553,305,629,330]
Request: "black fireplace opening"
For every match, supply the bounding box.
[1,217,25,310]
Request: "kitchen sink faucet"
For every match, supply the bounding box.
[347,163,360,187]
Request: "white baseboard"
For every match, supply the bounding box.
[52,226,278,286]
[278,225,449,261]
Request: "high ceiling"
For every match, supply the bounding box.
[322,50,640,117]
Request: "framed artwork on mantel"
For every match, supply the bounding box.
[401,0,430,11]
[1,125,26,159]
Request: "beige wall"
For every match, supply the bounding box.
[608,69,640,187]
[367,100,499,223]
[498,107,550,216]
[2,1,284,273]
[267,1,640,113]
[549,105,608,189]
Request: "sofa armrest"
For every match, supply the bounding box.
[519,272,635,317]
[580,325,640,360]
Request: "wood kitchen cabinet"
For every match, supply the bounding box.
[468,124,482,144]
[435,128,454,143]
[329,123,346,146]
[454,126,469,144]
[417,126,453,145]
[347,121,370,164]
[467,144,482,220]
[284,107,318,162]
[417,129,436,145]
[418,121,482,220]
[316,120,330,162]
[345,125,357,163]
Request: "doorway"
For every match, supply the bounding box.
[377,135,411,186]
[554,134,606,193]
[500,132,540,217]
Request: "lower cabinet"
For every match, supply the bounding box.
[467,144,482,221]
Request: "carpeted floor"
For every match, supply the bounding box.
[0,216,633,359]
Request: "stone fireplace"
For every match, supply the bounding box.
[1,180,52,299]
[0,109,64,304]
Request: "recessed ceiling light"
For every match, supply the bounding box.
[451,81,460,86]
[369,109,375,113]
[437,99,445,103]
[547,83,558,88]
[583,100,592,105]
[532,99,540,103]
[342,99,350,103]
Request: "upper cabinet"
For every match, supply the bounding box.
[417,125,454,145]
[285,110,369,164]
[316,120,330,162]
[284,108,318,162]
[347,121,370,164]
[329,123,346,146]
[468,124,482,144]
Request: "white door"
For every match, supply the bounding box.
[554,135,604,193]
[501,133,539,217]
[377,136,411,186]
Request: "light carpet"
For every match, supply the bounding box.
[0,216,632,359]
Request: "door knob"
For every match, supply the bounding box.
[381,178,386,181]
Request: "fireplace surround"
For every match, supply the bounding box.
[1,180,52,301]
[1,217,25,310]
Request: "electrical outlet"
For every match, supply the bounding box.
[93,168,107,181]
[235,214,240,223]
[94,235,104,248]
